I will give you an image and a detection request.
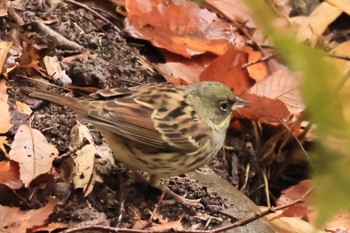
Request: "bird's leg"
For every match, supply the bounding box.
[127,171,204,208]
[150,175,204,209]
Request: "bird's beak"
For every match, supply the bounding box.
[233,96,248,109]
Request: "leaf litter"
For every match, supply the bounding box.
[1,0,350,232]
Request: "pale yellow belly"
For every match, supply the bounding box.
[101,130,216,179]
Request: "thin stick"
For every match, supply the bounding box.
[62,189,312,233]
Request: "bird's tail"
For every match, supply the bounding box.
[20,87,89,117]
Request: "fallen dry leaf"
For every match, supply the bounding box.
[295,2,342,47]
[325,211,350,232]
[263,207,325,233]
[0,79,13,133]
[0,199,59,233]
[0,160,23,189]
[327,0,350,15]
[205,0,256,28]
[0,41,13,73]
[43,56,72,85]
[277,180,311,206]
[70,121,96,196]
[0,0,8,17]
[18,42,44,74]
[156,50,216,84]
[244,46,269,82]
[249,67,305,114]
[237,93,291,125]
[275,180,312,220]
[156,62,202,84]
[15,100,32,115]
[32,221,67,232]
[125,0,244,57]
[9,125,58,187]
[200,46,255,94]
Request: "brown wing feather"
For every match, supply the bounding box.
[85,83,211,153]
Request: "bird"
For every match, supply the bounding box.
[21,81,247,206]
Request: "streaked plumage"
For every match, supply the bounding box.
[21,82,246,188]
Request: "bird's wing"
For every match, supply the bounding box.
[85,84,211,153]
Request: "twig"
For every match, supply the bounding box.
[32,21,84,51]
[61,189,311,233]
[53,137,90,166]
[241,53,276,69]
[326,53,350,61]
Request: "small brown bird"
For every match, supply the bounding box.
[21,82,247,206]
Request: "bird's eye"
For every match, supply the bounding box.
[219,101,229,112]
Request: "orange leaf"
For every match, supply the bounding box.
[273,180,312,220]
[244,46,268,81]
[237,93,291,125]
[32,222,67,232]
[0,199,59,233]
[0,161,23,189]
[277,180,311,206]
[200,46,254,94]
[125,0,244,57]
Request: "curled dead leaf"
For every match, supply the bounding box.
[0,160,23,189]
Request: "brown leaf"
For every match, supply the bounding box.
[156,62,201,84]
[0,41,13,73]
[15,100,32,115]
[0,79,13,133]
[18,42,43,74]
[0,199,59,233]
[70,122,96,196]
[125,0,244,57]
[249,67,305,115]
[156,51,216,84]
[205,0,256,28]
[274,180,312,219]
[237,93,291,125]
[0,160,23,189]
[32,221,67,232]
[277,180,311,206]
[200,46,254,94]
[9,125,59,187]
[0,0,9,17]
[272,204,308,219]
